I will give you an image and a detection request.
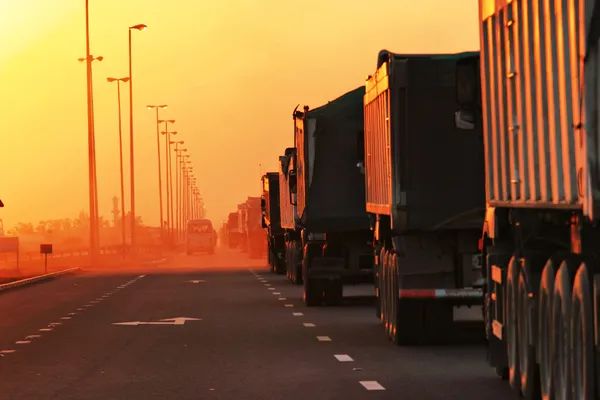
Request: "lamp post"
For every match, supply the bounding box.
[78,38,103,265]
[158,120,175,237]
[173,144,186,241]
[128,23,147,256]
[107,76,130,254]
[161,129,177,243]
[147,105,168,245]
[180,158,190,236]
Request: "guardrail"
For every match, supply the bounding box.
[0,244,162,265]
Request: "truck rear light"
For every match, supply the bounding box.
[478,238,483,251]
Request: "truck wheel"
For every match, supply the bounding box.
[539,257,558,398]
[374,247,384,319]
[517,257,540,399]
[324,280,343,306]
[570,263,594,400]
[552,258,578,400]
[506,256,521,393]
[389,253,398,340]
[285,243,292,280]
[381,250,389,332]
[292,241,304,285]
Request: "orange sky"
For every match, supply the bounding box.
[0,0,478,229]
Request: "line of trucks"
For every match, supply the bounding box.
[226,1,600,397]
[223,197,265,259]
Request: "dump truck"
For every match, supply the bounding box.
[453,2,600,397]
[226,212,241,249]
[287,86,374,306]
[279,147,303,284]
[364,50,486,345]
[262,172,286,273]
[244,196,264,258]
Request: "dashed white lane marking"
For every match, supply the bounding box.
[317,336,332,342]
[292,312,304,316]
[268,288,275,291]
[303,323,316,327]
[334,354,353,362]
[284,304,294,308]
[278,298,287,300]
[360,381,386,391]
[273,292,281,295]
[264,284,271,286]
[3,274,148,353]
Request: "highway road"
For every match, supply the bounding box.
[0,249,513,399]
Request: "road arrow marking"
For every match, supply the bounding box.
[112,317,202,326]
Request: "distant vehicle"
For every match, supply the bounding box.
[186,219,216,255]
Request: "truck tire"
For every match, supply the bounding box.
[374,247,384,319]
[506,255,521,393]
[324,280,343,306]
[302,243,324,306]
[291,241,303,285]
[570,263,594,400]
[392,253,453,345]
[551,258,578,400]
[516,256,540,400]
[539,256,558,399]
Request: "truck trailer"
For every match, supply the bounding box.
[454,1,600,398]
[364,50,486,345]
[236,203,248,252]
[262,172,286,273]
[279,147,304,285]
[226,212,241,249]
[288,87,374,306]
[244,196,264,258]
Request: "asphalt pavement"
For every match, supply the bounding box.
[0,248,513,399]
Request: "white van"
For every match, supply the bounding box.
[186,219,217,255]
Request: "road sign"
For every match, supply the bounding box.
[112,317,201,326]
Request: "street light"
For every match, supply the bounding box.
[180,157,190,236]
[161,129,177,243]
[158,119,175,237]
[147,105,168,245]
[107,77,130,255]
[79,38,104,265]
[173,144,186,240]
[128,23,147,256]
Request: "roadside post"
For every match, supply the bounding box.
[40,244,53,274]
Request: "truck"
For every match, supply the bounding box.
[236,203,248,252]
[244,196,264,258]
[286,86,374,306]
[261,172,286,273]
[452,1,599,397]
[364,50,486,345]
[279,147,303,284]
[226,212,241,249]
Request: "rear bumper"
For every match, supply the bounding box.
[308,257,373,279]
